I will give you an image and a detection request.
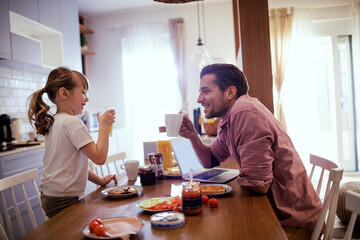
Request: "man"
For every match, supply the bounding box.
[179,63,322,240]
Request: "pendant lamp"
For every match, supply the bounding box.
[154,0,200,3]
[191,1,213,69]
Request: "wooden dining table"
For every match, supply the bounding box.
[19,166,287,240]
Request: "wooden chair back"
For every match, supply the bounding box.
[89,152,126,178]
[0,169,47,240]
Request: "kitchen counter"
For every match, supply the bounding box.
[0,142,44,157]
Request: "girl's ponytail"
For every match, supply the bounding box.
[27,87,54,136]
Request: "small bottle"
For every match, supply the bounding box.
[182,181,202,215]
[157,126,173,172]
[154,153,164,180]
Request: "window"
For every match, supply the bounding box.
[120,22,182,160]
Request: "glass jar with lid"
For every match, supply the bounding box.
[182,181,202,215]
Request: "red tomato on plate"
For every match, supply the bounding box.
[209,198,219,208]
[202,195,209,204]
[93,224,106,237]
[89,218,103,233]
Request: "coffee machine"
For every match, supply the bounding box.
[0,114,13,151]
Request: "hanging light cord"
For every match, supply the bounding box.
[197,1,201,41]
[201,0,206,45]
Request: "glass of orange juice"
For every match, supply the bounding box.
[99,107,114,136]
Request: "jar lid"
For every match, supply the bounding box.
[150,212,185,229]
[139,165,153,171]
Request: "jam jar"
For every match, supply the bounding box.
[182,181,202,215]
[139,165,156,185]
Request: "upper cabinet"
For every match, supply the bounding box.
[61,0,82,71]
[9,0,39,22]
[38,0,62,32]
[9,0,62,32]
[0,0,11,59]
[1,0,81,70]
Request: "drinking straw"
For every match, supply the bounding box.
[190,168,193,183]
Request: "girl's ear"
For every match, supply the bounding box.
[58,87,69,100]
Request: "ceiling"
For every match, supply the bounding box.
[77,0,356,17]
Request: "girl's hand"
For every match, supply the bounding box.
[101,174,118,187]
[97,109,115,127]
[179,115,198,139]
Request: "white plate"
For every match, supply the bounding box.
[137,197,176,212]
[83,217,145,239]
[101,185,143,199]
[200,184,234,196]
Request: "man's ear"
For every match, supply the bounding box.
[58,87,69,100]
[225,86,237,100]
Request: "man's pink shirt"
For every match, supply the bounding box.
[210,95,322,230]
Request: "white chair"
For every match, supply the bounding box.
[343,191,360,240]
[90,152,126,177]
[311,168,344,240]
[309,154,339,200]
[0,169,47,240]
[0,219,9,240]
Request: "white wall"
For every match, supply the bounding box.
[84,1,236,128]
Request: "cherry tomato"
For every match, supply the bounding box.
[172,207,181,213]
[93,224,106,237]
[202,195,209,204]
[89,218,103,233]
[208,198,219,208]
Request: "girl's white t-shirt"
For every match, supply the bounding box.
[39,113,94,197]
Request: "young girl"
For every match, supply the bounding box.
[28,67,117,218]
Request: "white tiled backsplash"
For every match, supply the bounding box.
[0,59,52,138]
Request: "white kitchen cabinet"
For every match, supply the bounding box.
[0,146,46,239]
[0,0,11,59]
[9,0,62,32]
[9,0,39,22]
[38,0,62,32]
[10,33,42,66]
[61,0,82,71]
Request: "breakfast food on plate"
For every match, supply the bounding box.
[166,166,180,176]
[107,186,138,195]
[139,196,182,211]
[200,185,226,194]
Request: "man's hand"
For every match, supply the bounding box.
[179,115,198,139]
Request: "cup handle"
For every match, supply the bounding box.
[120,163,127,170]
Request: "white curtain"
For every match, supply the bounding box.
[169,18,188,113]
[269,7,294,131]
[281,9,318,172]
[118,22,182,160]
[353,2,360,166]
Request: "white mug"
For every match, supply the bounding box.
[120,160,139,180]
[165,113,184,137]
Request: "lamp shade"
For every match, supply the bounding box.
[154,0,200,3]
[191,38,213,69]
